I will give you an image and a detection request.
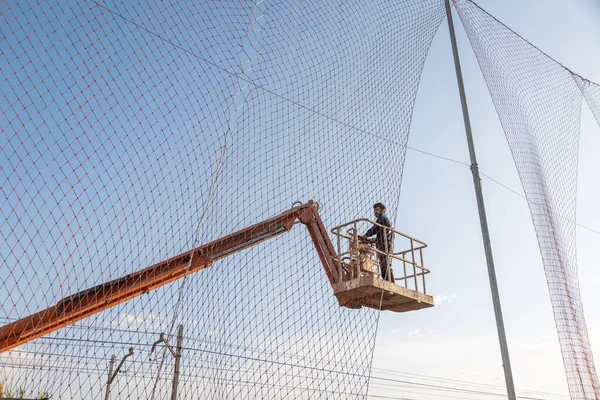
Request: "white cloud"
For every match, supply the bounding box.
[113,312,161,330]
[408,328,432,337]
[434,293,458,305]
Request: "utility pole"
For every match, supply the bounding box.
[104,348,134,400]
[151,324,184,400]
[443,1,517,399]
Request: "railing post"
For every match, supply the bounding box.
[336,228,341,271]
[334,227,341,280]
[403,257,408,288]
[352,225,358,279]
[420,248,426,294]
[410,239,418,292]
[386,226,392,282]
[356,221,362,278]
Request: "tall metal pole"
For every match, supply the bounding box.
[172,324,183,400]
[443,1,517,399]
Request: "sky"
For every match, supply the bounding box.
[370,0,600,398]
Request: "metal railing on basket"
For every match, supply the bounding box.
[330,219,430,294]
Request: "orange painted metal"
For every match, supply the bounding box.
[0,201,333,353]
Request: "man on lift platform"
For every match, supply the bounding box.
[360,203,395,283]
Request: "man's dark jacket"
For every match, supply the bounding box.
[364,213,393,251]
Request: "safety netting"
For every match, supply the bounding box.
[576,77,600,128]
[454,1,600,399]
[0,0,446,399]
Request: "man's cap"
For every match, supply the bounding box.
[373,203,386,210]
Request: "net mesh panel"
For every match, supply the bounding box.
[454,1,600,398]
[0,1,445,399]
[575,77,600,128]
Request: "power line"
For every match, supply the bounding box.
[370,367,567,398]
[3,335,566,399]
[1,358,554,400]
[1,320,561,399]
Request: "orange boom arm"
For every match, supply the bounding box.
[0,201,341,353]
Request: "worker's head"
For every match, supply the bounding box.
[373,203,386,218]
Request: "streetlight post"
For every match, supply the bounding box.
[151,324,184,400]
[104,348,134,400]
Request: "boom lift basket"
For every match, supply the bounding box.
[330,219,434,313]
